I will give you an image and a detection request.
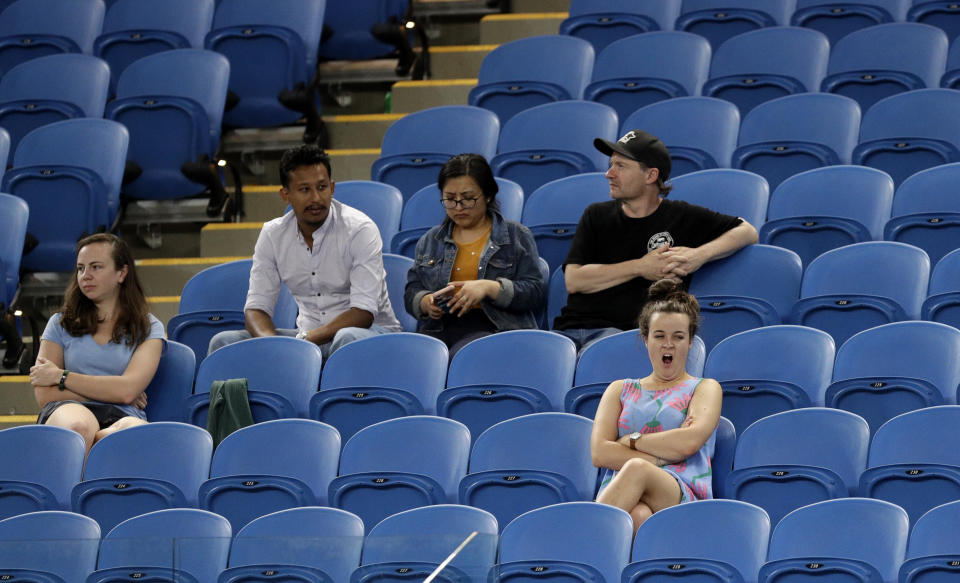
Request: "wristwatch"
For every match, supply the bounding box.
[296,330,308,341]
[628,431,642,450]
[58,369,69,391]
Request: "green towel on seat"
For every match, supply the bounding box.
[207,378,255,448]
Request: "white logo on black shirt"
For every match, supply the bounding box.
[647,231,674,252]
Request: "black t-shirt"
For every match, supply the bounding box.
[554,199,743,331]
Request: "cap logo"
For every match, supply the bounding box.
[618,130,638,144]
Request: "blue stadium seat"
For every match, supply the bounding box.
[567,329,707,419]
[221,507,364,583]
[883,162,960,266]
[439,330,577,441]
[704,325,836,434]
[760,498,908,583]
[622,97,739,177]
[545,266,566,331]
[822,23,948,112]
[0,191,27,312]
[383,253,416,332]
[188,336,322,426]
[106,48,230,201]
[667,168,769,229]
[354,505,498,583]
[1,119,128,272]
[205,0,325,128]
[0,425,85,519]
[713,416,737,499]
[468,35,595,124]
[90,509,230,583]
[494,502,632,583]
[0,127,8,181]
[143,339,195,423]
[899,499,960,583]
[520,172,610,274]
[703,26,830,115]
[789,241,929,348]
[940,33,960,87]
[309,332,448,441]
[371,105,499,203]
[198,419,340,532]
[792,0,910,44]
[0,0,105,77]
[329,416,471,531]
[761,165,894,267]
[727,408,870,526]
[826,321,960,435]
[335,181,403,246]
[0,54,110,155]
[491,100,617,197]
[922,249,960,329]
[167,258,297,374]
[733,93,862,191]
[908,0,960,41]
[675,0,798,49]
[689,244,803,353]
[852,88,960,187]
[71,422,212,534]
[859,406,960,526]
[559,0,682,52]
[318,0,406,61]
[459,413,596,531]
[584,31,712,122]
[623,500,770,583]
[0,511,99,583]
[94,0,214,92]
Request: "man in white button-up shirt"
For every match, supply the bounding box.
[208,145,401,358]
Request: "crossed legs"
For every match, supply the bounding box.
[596,458,683,532]
[43,403,146,453]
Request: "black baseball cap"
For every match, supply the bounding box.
[594,129,672,181]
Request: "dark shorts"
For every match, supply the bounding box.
[37,400,132,429]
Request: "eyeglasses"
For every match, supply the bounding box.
[441,196,481,209]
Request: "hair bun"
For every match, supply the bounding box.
[646,278,684,302]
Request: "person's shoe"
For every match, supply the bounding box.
[2,336,24,370]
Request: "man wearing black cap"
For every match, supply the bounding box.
[553,129,758,351]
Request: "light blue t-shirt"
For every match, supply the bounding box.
[41,312,165,419]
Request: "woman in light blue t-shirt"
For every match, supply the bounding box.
[28,233,163,453]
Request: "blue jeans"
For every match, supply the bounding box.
[555,327,622,356]
[208,325,393,361]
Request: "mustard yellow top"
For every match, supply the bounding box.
[450,225,491,288]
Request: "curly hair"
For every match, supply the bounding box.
[637,279,700,337]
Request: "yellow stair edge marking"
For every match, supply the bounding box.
[148,296,180,303]
[393,79,477,88]
[0,415,39,423]
[323,113,404,122]
[429,44,499,53]
[0,376,28,383]
[482,12,567,20]
[245,185,280,193]
[136,256,250,266]
[202,222,264,231]
[329,148,381,156]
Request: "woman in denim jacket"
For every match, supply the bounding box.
[404,154,546,355]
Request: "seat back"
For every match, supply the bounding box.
[791,0,910,44]
[0,425,85,516]
[885,161,960,266]
[0,0,105,76]
[676,0,797,48]
[335,180,403,246]
[924,248,960,328]
[178,259,294,319]
[905,498,960,559]
[561,0,682,52]
[942,30,960,87]
[0,510,100,582]
[909,0,960,39]
[0,191,28,307]
[143,339,196,423]
[667,168,769,229]
[318,0,403,60]
[382,254,417,332]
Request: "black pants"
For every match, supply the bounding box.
[425,309,497,357]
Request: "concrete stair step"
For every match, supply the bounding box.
[0,376,39,419]
[201,223,262,258]
[137,256,249,298]
[390,79,476,113]
[479,12,567,44]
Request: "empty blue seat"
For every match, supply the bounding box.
[142,339,195,423]
[106,48,230,201]
[584,31,712,122]
[622,97,739,177]
[94,0,214,92]
[520,172,611,274]
[2,119,128,272]
[371,105,499,203]
[922,248,960,329]
[703,26,830,115]
[623,500,770,583]
[491,100,617,197]
[941,32,960,87]
[330,416,471,531]
[792,0,910,44]
[468,35,595,124]
[704,325,836,434]
[883,162,960,267]
[676,0,798,48]
[859,406,960,526]
[354,505,498,583]
[688,245,803,353]
[222,507,364,583]
[852,88,960,187]
[91,509,230,583]
[560,0,682,52]
[712,416,737,499]
[899,499,960,583]
[0,54,110,155]
[0,511,99,583]
[0,425,85,519]
[545,266,566,331]
[567,329,707,419]
[908,0,960,42]
[667,168,769,228]
[188,336,322,426]
[439,330,577,441]
[459,413,596,531]
[827,321,960,435]
[0,191,28,312]
[335,180,403,246]
[822,23,948,112]
[72,422,212,534]
[790,241,930,348]
[761,165,894,267]
[494,502,632,583]
[309,332,448,441]
[382,253,417,332]
[318,0,406,61]
[734,93,862,191]
[0,0,105,77]
[198,419,340,532]
[727,408,870,526]
[761,498,908,583]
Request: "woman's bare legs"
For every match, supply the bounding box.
[43,403,99,453]
[94,415,147,444]
[596,458,683,532]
